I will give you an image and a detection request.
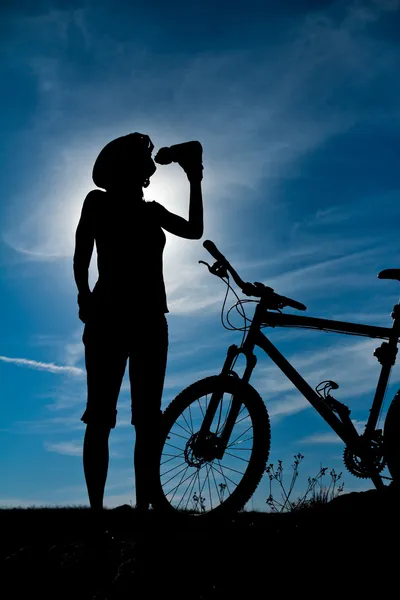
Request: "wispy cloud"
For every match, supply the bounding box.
[253,336,398,424]
[63,338,85,368]
[299,432,343,445]
[10,414,85,434]
[266,245,390,297]
[298,418,369,445]
[268,393,310,421]
[292,207,353,233]
[44,439,122,458]
[44,440,83,456]
[0,355,84,376]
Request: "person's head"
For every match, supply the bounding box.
[92,132,157,193]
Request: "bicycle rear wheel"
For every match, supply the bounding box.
[154,375,271,519]
[383,389,400,485]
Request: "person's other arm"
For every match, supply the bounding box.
[73,191,96,322]
[156,164,204,239]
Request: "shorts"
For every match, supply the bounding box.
[80,313,168,429]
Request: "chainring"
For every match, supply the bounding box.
[343,435,386,479]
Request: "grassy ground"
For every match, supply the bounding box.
[2,487,399,599]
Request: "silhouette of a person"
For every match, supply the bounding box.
[73,132,203,524]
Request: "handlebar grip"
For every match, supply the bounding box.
[281,296,307,311]
[203,240,227,263]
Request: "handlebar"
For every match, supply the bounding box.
[203,240,226,263]
[202,239,307,312]
[203,240,247,290]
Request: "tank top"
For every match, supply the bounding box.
[86,189,168,316]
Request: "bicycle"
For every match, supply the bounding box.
[154,240,400,518]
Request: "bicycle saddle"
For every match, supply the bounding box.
[378,269,400,281]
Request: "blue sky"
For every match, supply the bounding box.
[1,0,400,509]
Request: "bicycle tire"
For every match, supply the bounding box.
[383,389,400,485]
[153,375,271,519]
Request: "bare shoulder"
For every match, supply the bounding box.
[145,199,164,210]
[145,199,168,218]
[83,189,105,212]
[85,188,105,203]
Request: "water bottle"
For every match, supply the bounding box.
[154,141,203,166]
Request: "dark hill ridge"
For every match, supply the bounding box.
[2,486,399,599]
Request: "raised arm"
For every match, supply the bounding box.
[73,191,96,320]
[157,166,204,239]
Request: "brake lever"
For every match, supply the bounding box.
[199,260,228,278]
[242,281,272,297]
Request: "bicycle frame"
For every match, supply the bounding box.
[197,298,400,489]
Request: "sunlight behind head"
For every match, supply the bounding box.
[3,129,222,314]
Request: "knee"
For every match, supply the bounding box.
[81,407,117,430]
[85,423,112,438]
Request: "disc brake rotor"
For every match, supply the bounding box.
[184,432,220,468]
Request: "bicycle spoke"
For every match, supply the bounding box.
[169,430,189,441]
[214,460,233,495]
[197,397,205,418]
[237,404,246,418]
[161,461,188,478]
[188,403,194,432]
[216,462,245,476]
[162,463,191,489]
[227,435,253,448]
[216,395,233,434]
[165,441,186,453]
[162,452,184,458]
[181,411,193,434]
[160,453,185,466]
[227,424,253,447]
[223,450,251,464]
[174,420,192,437]
[197,469,204,512]
[216,392,225,432]
[184,468,201,511]
[210,460,230,499]
[217,403,248,437]
[218,459,234,497]
[198,465,211,512]
[167,468,196,504]
[210,462,239,488]
[235,412,251,426]
[206,464,213,511]
[176,470,199,510]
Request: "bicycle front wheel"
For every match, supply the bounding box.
[155,375,271,518]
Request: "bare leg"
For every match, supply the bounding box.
[134,428,150,511]
[134,418,161,511]
[130,315,168,510]
[83,423,111,512]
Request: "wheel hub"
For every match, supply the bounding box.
[185,432,220,467]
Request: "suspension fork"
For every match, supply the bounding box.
[195,344,257,460]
